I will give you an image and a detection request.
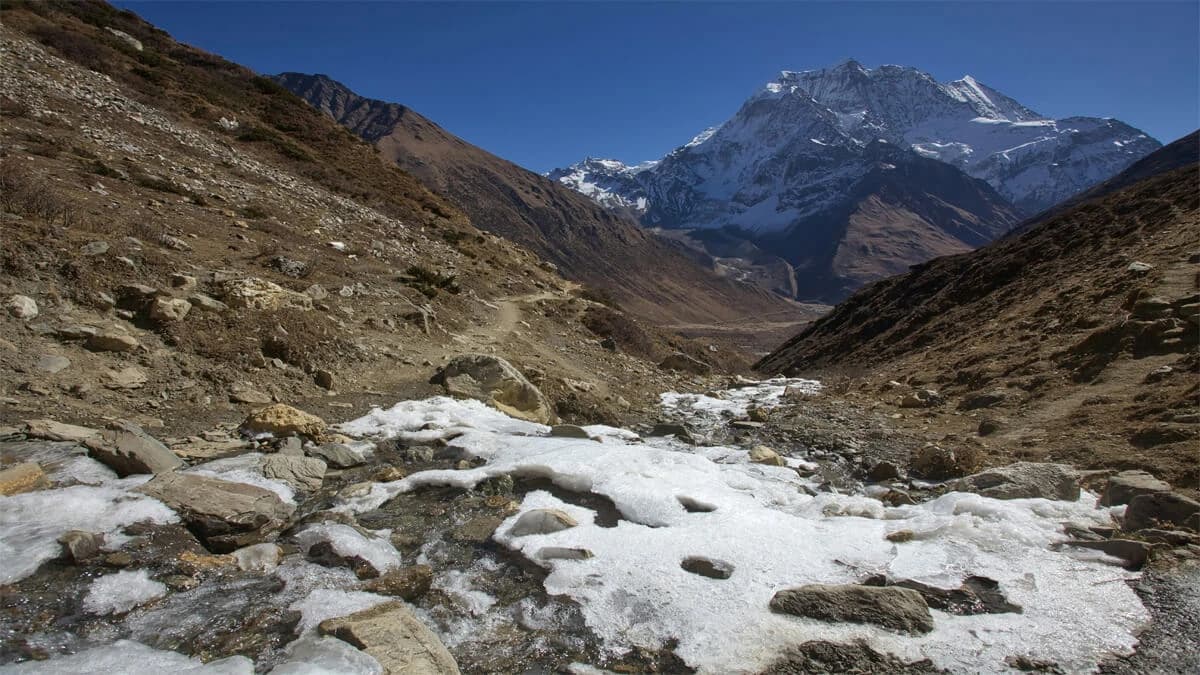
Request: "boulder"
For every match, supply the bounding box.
[23,419,100,443]
[314,369,335,390]
[220,278,313,311]
[85,330,139,353]
[308,443,364,469]
[1124,492,1200,532]
[868,461,902,482]
[187,293,229,313]
[85,420,184,476]
[549,424,591,439]
[430,354,555,424]
[136,472,295,552]
[147,297,191,323]
[1067,539,1154,569]
[649,423,693,443]
[898,389,940,409]
[362,565,434,600]
[658,353,711,375]
[168,274,197,292]
[261,455,326,491]
[508,509,578,537]
[1100,470,1171,507]
[230,385,272,404]
[240,404,327,439]
[103,366,148,390]
[34,354,71,374]
[749,445,786,467]
[0,462,48,495]
[318,601,460,674]
[6,294,38,320]
[769,584,934,634]
[908,444,981,480]
[953,462,1080,501]
[80,241,109,256]
[58,530,104,563]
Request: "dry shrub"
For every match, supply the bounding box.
[581,306,657,360]
[0,162,77,225]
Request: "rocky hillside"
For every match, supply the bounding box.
[272,72,808,335]
[757,132,1200,489]
[0,0,751,436]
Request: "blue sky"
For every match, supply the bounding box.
[118,1,1198,173]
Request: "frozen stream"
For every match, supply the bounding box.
[0,377,1149,673]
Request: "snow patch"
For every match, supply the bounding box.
[83,569,168,615]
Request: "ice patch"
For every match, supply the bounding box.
[288,587,391,635]
[268,636,382,675]
[83,569,168,615]
[187,453,296,504]
[294,522,402,574]
[0,641,253,674]
[336,378,1149,674]
[0,479,178,583]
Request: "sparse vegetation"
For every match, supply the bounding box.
[402,264,460,298]
[0,162,77,226]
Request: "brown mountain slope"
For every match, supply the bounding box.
[757,133,1200,489]
[273,73,809,335]
[0,0,750,435]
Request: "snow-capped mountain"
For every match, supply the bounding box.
[545,158,652,215]
[553,60,1160,221]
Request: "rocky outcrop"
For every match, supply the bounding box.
[85,420,184,476]
[1100,470,1171,507]
[219,277,313,311]
[430,354,555,424]
[362,565,434,600]
[260,455,326,491]
[770,583,934,634]
[953,462,1079,501]
[240,404,327,440]
[1124,492,1200,532]
[136,472,295,552]
[318,601,461,674]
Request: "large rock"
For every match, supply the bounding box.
[0,462,48,495]
[136,472,295,553]
[220,277,313,311]
[953,462,1079,501]
[1100,470,1171,507]
[85,420,184,476]
[261,455,326,491]
[308,443,364,469]
[770,584,934,634]
[1124,492,1200,532]
[508,509,578,537]
[318,601,460,674]
[23,419,100,443]
[147,297,191,323]
[908,444,980,480]
[749,445,786,467]
[241,404,327,439]
[84,330,139,353]
[430,354,555,424]
[6,294,38,320]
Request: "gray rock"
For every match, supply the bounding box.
[58,530,104,563]
[318,601,460,674]
[954,462,1079,501]
[508,509,578,537]
[868,461,902,482]
[169,274,197,292]
[103,366,148,390]
[147,297,191,323]
[314,369,334,390]
[85,330,139,353]
[261,454,326,491]
[658,353,711,375]
[6,295,38,320]
[230,386,272,404]
[187,293,229,313]
[538,546,594,561]
[649,423,693,442]
[770,583,934,634]
[35,354,71,374]
[136,472,295,552]
[85,420,184,476]
[1067,539,1154,569]
[56,324,99,340]
[1100,470,1171,507]
[549,424,590,439]
[430,354,555,424]
[80,241,110,256]
[308,443,364,469]
[276,436,305,456]
[1124,492,1200,532]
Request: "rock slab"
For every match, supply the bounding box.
[85,420,183,476]
[954,462,1079,501]
[769,583,934,634]
[430,354,555,425]
[318,601,460,674]
[136,472,295,552]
